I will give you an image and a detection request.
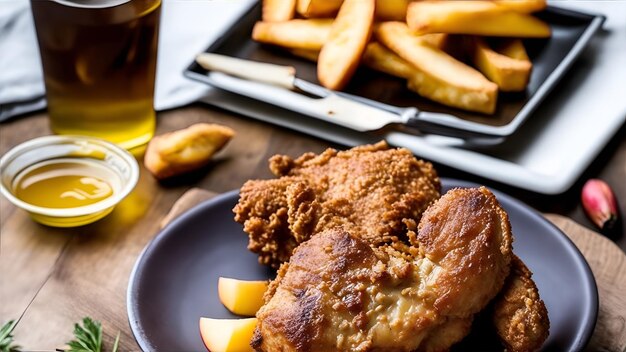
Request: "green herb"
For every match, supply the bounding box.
[0,320,20,352]
[66,318,102,352]
[111,332,120,352]
[65,317,119,352]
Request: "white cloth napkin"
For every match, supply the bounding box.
[0,0,45,119]
[0,0,254,121]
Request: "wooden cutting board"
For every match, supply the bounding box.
[163,188,626,352]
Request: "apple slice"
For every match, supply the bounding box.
[218,277,269,316]
[199,317,257,352]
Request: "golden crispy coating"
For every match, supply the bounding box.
[492,255,550,352]
[233,141,441,267]
[414,186,513,316]
[252,187,513,352]
[144,123,234,179]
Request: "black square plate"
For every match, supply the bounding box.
[185,2,604,138]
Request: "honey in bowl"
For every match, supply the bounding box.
[13,159,119,209]
[0,136,139,227]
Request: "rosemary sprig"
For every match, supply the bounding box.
[65,318,119,352]
[0,320,20,352]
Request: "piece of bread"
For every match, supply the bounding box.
[144,123,235,179]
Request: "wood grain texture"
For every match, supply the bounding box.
[8,167,185,350]
[545,214,626,352]
[0,104,624,350]
[0,106,332,350]
[0,209,71,321]
[159,189,218,229]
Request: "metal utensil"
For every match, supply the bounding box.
[195,53,507,141]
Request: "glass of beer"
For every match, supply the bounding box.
[30,0,161,150]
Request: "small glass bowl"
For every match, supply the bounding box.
[0,135,139,227]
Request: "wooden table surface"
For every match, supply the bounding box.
[1,104,625,351]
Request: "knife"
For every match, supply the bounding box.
[195,53,506,141]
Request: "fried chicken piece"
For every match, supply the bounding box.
[252,187,513,351]
[492,255,550,352]
[233,141,441,267]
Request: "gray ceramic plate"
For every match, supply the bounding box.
[127,179,598,351]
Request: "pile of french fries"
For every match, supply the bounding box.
[253,0,551,114]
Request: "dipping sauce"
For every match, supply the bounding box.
[13,158,120,209]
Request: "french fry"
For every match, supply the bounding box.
[362,42,415,78]
[432,34,468,61]
[497,39,530,61]
[288,48,320,62]
[262,0,296,22]
[376,22,498,114]
[407,1,551,38]
[317,0,375,90]
[362,39,453,79]
[375,0,410,21]
[252,19,332,50]
[493,0,547,13]
[471,37,532,92]
[420,33,449,49]
[297,0,343,18]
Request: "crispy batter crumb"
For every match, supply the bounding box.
[492,255,550,352]
[233,141,441,267]
[253,187,513,351]
[238,141,549,351]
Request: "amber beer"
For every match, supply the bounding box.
[30,0,161,150]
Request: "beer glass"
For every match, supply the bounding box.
[30,0,161,150]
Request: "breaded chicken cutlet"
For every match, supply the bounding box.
[234,141,549,351]
[233,141,441,268]
[493,255,550,352]
[252,187,513,352]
